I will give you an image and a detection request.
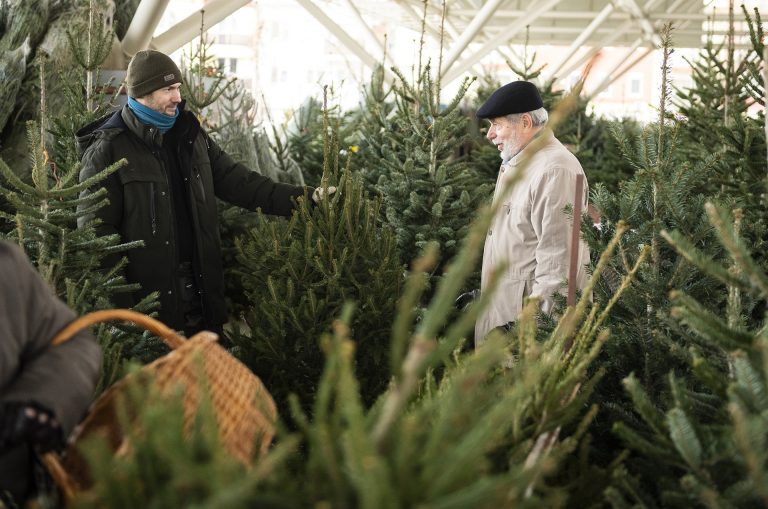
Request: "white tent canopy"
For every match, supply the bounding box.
[107,0,753,92]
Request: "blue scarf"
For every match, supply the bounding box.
[127,97,179,133]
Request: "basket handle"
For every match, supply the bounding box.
[50,309,186,349]
[41,452,77,502]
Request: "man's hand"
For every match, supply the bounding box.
[312,186,338,204]
[455,289,480,310]
[0,401,63,453]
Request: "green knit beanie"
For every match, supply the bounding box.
[126,50,182,98]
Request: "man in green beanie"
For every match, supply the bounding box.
[76,49,332,338]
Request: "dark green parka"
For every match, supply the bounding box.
[77,104,311,329]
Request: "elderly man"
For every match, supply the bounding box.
[472,81,590,344]
[77,50,332,336]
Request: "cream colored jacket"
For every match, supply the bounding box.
[475,129,590,344]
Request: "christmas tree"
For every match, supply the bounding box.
[353,61,490,279]
[580,24,728,476]
[672,5,767,283]
[607,203,768,508]
[228,92,403,414]
[284,89,357,189]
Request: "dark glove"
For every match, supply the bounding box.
[0,401,63,454]
[455,289,480,310]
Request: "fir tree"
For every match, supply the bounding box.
[354,61,490,278]
[581,25,727,477]
[0,3,167,390]
[285,92,355,188]
[672,5,767,291]
[573,116,643,194]
[179,17,235,125]
[213,80,305,186]
[228,94,403,413]
[607,204,768,508]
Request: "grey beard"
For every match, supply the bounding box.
[500,144,517,162]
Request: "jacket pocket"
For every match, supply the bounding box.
[118,168,167,245]
[192,168,206,203]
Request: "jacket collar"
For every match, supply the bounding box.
[121,100,199,149]
[75,109,126,158]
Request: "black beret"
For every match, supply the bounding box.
[476,81,544,119]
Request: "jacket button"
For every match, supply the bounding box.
[184,177,188,182]
[161,191,166,196]
[165,241,170,245]
[167,290,172,295]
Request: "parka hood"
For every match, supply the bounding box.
[76,101,195,159]
[75,108,126,159]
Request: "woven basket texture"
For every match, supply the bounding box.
[43,310,276,497]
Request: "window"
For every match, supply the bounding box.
[627,73,643,97]
[229,58,238,73]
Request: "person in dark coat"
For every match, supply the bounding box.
[0,241,101,504]
[77,50,332,336]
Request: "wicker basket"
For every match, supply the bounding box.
[42,309,277,501]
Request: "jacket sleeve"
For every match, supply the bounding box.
[204,131,313,216]
[0,243,101,436]
[78,141,123,239]
[77,140,134,309]
[529,167,582,313]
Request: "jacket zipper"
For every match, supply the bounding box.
[179,141,207,321]
[149,182,157,236]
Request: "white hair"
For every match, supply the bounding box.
[505,107,548,127]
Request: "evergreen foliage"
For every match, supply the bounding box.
[354,62,490,274]
[0,3,764,506]
[285,93,354,188]
[213,80,305,186]
[0,116,160,391]
[179,27,235,124]
[0,2,167,392]
[581,24,727,474]
[72,371,291,509]
[607,204,768,508]
[214,89,308,331]
[228,99,403,413]
[583,18,768,505]
[572,117,643,195]
[672,5,767,277]
[0,120,131,312]
[70,156,642,506]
